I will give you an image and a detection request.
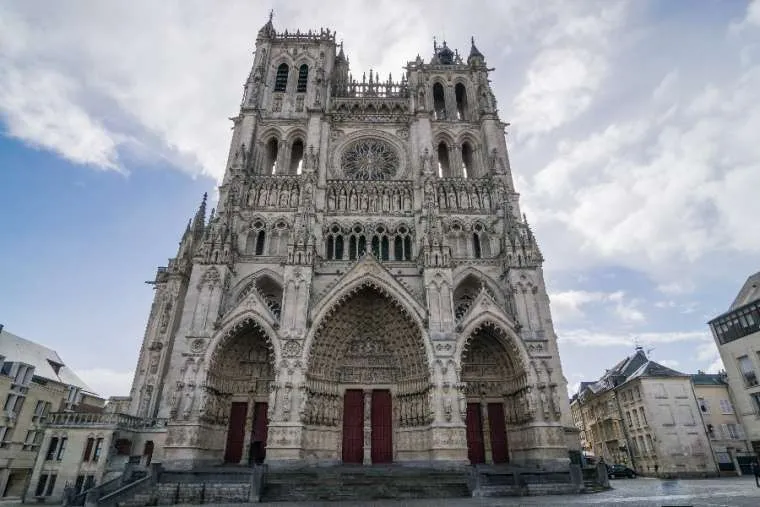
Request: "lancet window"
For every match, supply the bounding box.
[274,63,289,92]
[324,223,413,261]
[455,83,468,121]
[289,139,304,175]
[472,222,490,259]
[265,138,279,175]
[297,64,308,93]
[437,142,451,178]
[245,220,267,256]
[433,82,446,120]
[462,141,475,178]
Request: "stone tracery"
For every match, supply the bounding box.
[341,138,400,180]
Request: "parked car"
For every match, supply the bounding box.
[607,463,637,478]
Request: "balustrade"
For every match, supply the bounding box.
[47,411,168,429]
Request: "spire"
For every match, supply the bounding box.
[337,40,346,60]
[192,192,207,234]
[257,10,276,39]
[468,36,485,65]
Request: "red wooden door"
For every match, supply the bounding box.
[224,402,248,463]
[342,390,364,464]
[371,390,393,463]
[488,403,509,464]
[466,403,485,464]
[250,402,268,464]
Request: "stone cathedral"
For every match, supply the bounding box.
[128,18,577,470]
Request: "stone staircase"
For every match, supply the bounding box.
[261,465,471,502]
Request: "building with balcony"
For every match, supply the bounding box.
[708,271,760,457]
[0,325,104,501]
[691,371,752,474]
[571,348,716,477]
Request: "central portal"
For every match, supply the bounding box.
[341,389,392,464]
[304,284,430,463]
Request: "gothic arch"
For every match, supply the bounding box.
[456,314,530,385]
[284,128,308,144]
[206,313,280,371]
[452,267,506,307]
[304,260,430,364]
[432,131,456,150]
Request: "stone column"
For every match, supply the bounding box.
[481,401,493,464]
[239,396,255,465]
[363,389,372,464]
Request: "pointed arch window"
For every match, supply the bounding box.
[297,64,308,93]
[266,138,279,175]
[255,230,266,256]
[455,83,468,121]
[274,63,289,92]
[437,142,450,178]
[462,141,474,178]
[433,83,446,120]
[289,139,304,175]
[473,233,482,259]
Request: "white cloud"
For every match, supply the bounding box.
[550,289,644,324]
[511,1,628,137]
[512,48,606,135]
[658,359,680,369]
[0,64,121,171]
[78,368,134,399]
[559,329,709,347]
[549,290,607,320]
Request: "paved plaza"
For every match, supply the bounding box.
[252,476,760,506]
[3,476,759,506]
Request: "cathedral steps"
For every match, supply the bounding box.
[260,465,471,502]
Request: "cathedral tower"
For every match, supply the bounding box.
[128,17,577,469]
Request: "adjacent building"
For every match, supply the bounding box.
[691,372,752,474]
[0,325,104,501]
[571,348,717,477]
[708,272,760,456]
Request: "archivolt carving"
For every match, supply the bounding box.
[304,286,431,428]
[199,319,275,425]
[309,256,427,333]
[459,321,529,393]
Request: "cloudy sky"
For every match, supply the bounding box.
[2,0,760,398]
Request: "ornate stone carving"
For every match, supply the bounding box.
[341,138,400,180]
[282,339,302,358]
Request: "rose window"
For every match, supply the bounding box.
[341,139,399,180]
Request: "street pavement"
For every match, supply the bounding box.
[3,476,759,506]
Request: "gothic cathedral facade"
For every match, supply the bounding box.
[128,18,577,470]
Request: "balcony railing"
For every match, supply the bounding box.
[47,412,168,429]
